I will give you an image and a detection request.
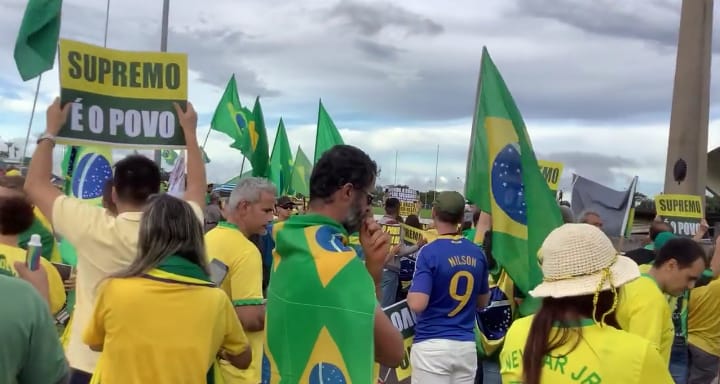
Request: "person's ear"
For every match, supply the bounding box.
[111,187,119,205]
[340,183,353,202]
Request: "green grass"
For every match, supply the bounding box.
[372,206,432,219]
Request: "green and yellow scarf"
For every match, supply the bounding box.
[91,255,222,384]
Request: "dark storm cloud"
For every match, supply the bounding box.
[354,39,402,60]
[512,0,682,48]
[167,27,280,97]
[327,0,444,37]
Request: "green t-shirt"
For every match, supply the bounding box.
[0,275,68,383]
[18,218,55,261]
[463,228,477,242]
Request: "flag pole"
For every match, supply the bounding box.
[394,149,398,184]
[103,0,111,47]
[154,0,170,167]
[201,127,212,149]
[239,156,247,177]
[20,75,42,165]
[433,144,439,201]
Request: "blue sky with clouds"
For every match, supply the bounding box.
[2,0,720,196]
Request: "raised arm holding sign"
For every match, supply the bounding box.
[57,39,188,148]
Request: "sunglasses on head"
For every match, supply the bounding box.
[277,204,294,210]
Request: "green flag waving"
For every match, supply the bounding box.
[314,100,344,164]
[269,118,294,195]
[161,149,178,165]
[210,75,252,151]
[265,214,377,384]
[465,47,562,312]
[14,0,62,81]
[245,96,270,177]
[290,146,312,197]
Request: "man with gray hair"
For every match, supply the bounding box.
[204,177,276,384]
[577,210,603,229]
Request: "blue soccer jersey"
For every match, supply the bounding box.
[409,235,490,342]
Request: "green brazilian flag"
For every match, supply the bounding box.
[265,214,376,383]
[465,47,563,316]
[314,100,344,164]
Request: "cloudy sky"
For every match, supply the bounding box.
[1,0,720,195]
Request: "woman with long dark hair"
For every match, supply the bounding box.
[500,224,673,384]
[83,194,251,384]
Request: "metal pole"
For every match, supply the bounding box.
[21,75,42,165]
[433,144,439,201]
[103,0,111,48]
[394,150,398,184]
[201,127,212,148]
[154,0,170,166]
[239,156,247,177]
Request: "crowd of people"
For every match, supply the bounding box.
[0,97,719,384]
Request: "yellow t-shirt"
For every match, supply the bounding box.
[615,274,674,365]
[83,277,249,384]
[688,278,720,357]
[500,316,673,384]
[0,242,66,314]
[206,222,265,384]
[52,195,203,373]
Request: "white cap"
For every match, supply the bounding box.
[28,234,42,247]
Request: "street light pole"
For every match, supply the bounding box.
[154,0,170,167]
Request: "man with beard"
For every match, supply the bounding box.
[264,145,403,383]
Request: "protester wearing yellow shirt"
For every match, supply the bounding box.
[25,99,207,383]
[0,176,61,263]
[500,224,673,384]
[616,236,706,366]
[83,194,251,384]
[205,177,276,384]
[0,187,66,315]
[686,236,720,384]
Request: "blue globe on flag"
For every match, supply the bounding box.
[491,143,527,225]
[71,153,113,200]
[235,112,248,130]
[309,362,347,384]
[477,286,512,340]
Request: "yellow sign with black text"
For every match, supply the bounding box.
[382,224,402,246]
[401,224,436,245]
[58,39,188,148]
[654,194,703,237]
[375,300,415,384]
[538,160,564,192]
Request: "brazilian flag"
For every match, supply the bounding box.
[265,214,376,383]
[465,47,563,315]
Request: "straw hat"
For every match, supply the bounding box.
[530,223,639,298]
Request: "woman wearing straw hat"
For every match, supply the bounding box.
[499,223,673,384]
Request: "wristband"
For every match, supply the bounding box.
[36,133,57,147]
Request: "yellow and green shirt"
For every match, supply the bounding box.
[205,221,265,384]
[500,316,673,383]
[616,273,674,365]
[688,278,720,357]
[0,243,66,315]
[83,275,248,384]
